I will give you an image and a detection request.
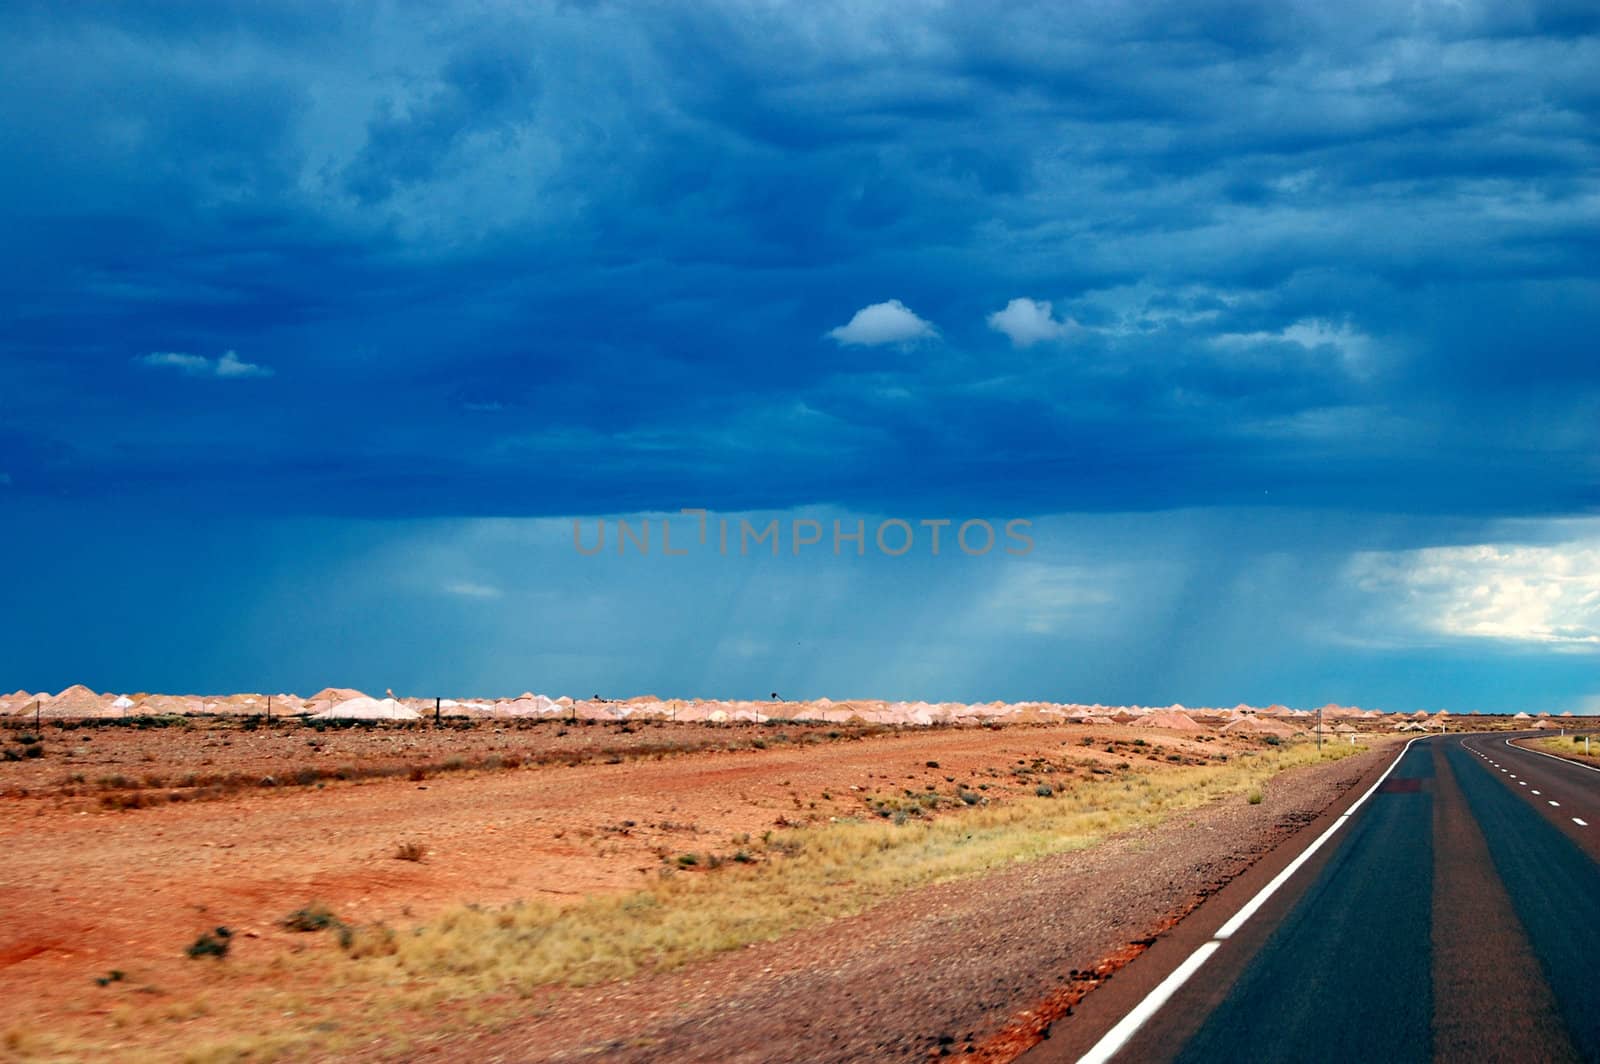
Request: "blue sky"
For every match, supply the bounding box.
[2,2,1598,710]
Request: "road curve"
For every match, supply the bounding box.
[1025,730,1600,1064]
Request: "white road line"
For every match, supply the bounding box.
[1074,736,1424,1064]
[1549,801,1560,807]
[1502,736,1600,775]
[1533,790,1541,795]
[1074,942,1221,1064]
[1575,818,1589,827]
[1519,781,1527,786]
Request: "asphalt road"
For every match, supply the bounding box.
[1029,731,1600,1064]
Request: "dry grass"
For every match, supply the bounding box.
[393,840,427,862]
[47,736,1373,1064]
[1534,735,1598,760]
[336,740,1366,995]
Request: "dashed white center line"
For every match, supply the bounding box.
[1575,818,1590,827]
[1519,781,1527,786]
[1549,800,1561,807]
[1533,790,1541,795]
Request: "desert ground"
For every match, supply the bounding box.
[0,691,1559,1062]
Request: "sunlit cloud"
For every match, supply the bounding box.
[1349,536,1600,649]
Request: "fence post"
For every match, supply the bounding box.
[435,697,441,726]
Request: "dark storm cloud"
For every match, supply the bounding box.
[1,0,1597,518]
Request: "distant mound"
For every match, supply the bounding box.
[1131,710,1203,732]
[310,697,418,721]
[1221,716,1297,738]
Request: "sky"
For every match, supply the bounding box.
[2,1,1598,711]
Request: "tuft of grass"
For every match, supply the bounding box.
[339,923,398,959]
[394,841,427,862]
[1247,789,1264,804]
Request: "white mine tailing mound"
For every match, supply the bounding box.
[1131,710,1202,732]
[1220,716,1299,738]
[310,697,419,721]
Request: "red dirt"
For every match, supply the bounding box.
[0,718,1368,1060]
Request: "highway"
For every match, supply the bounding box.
[1026,730,1600,1064]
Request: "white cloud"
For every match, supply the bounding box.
[1348,538,1600,649]
[138,351,211,374]
[443,581,504,600]
[214,350,273,378]
[136,349,274,379]
[825,299,937,346]
[1211,318,1374,375]
[986,298,1076,347]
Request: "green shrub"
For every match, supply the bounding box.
[282,905,341,933]
[186,928,232,959]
